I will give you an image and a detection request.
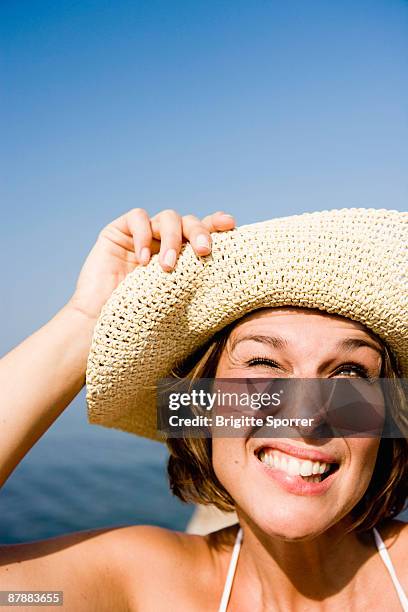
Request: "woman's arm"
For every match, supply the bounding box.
[0,208,235,487]
[0,303,96,487]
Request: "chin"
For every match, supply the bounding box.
[239,501,343,542]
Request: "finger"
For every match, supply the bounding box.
[181,214,212,256]
[201,211,236,232]
[156,209,183,271]
[121,208,152,265]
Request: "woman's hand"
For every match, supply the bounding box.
[68,209,235,321]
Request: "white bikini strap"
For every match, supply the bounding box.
[218,527,243,612]
[373,527,408,612]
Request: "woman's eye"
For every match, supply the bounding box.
[247,357,279,368]
[333,364,369,378]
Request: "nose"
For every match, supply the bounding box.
[280,378,335,438]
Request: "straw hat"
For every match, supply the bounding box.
[86,208,407,441]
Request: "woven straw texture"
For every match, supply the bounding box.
[86,208,407,441]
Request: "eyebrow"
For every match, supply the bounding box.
[230,334,288,351]
[230,334,383,355]
[335,337,383,355]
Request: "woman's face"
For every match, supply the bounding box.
[212,308,384,540]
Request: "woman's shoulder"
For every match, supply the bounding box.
[0,522,237,611]
[113,522,239,610]
[376,518,408,557]
[374,518,408,595]
[115,521,239,576]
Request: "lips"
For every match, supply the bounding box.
[254,440,339,464]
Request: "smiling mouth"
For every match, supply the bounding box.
[255,447,340,483]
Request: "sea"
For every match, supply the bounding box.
[0,389,406,544]
[0,390,193,544]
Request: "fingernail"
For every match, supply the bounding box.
[196,234,210,249]
[139,246,150,265]
[220,213,234,219]
[163,249,177,268]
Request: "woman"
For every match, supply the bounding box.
[0,207,407,611]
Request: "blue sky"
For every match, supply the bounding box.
[1,0,407,347]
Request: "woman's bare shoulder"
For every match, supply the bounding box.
[114,522,239,610]
[375,518,408,593]
[0,522,236,611]
[114,522,239,577]
[377,518,408,553]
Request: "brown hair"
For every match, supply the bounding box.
[166,313,408,532]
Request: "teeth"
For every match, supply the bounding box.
[288,457,300,476]
[300,460,313,477]
[302,475,322,483]
[258,449,333,481]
